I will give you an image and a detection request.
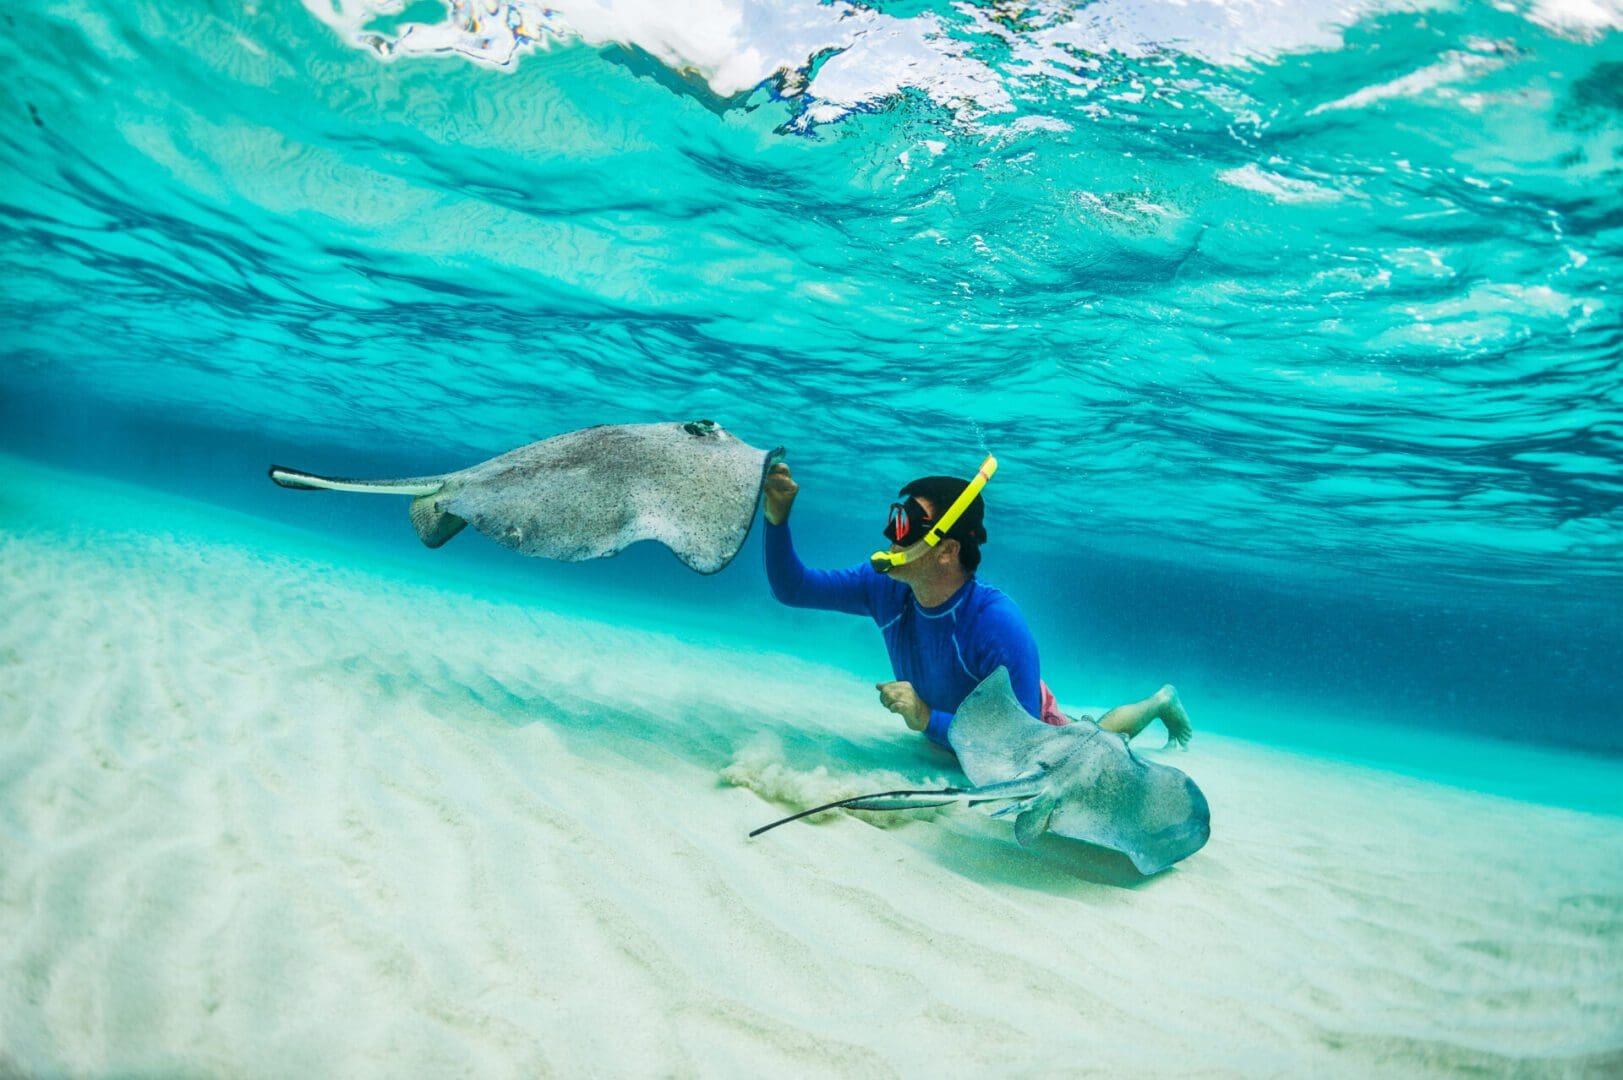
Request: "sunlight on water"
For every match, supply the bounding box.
[3,1,1619,590]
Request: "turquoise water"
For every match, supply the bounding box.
[2,1,1620,756]
[3,9,1623,1071]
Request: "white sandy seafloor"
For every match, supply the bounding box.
[2,457,1621,1077]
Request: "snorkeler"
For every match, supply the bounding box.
[761,460,1192,750]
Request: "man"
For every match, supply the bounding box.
[761,461,1191,749]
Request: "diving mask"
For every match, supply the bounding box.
[869,455,998,574]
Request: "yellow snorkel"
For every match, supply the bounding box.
[870,455,998,573]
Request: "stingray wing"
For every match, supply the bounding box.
[1045,735,1212,875]
[948,667,1084,786]
[438,422,783,574]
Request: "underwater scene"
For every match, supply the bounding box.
[2,0,1621,1074]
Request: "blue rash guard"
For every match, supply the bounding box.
[764,520,1043,748]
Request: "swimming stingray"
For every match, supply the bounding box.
[270,420,784,574]
[752,668,1211,874]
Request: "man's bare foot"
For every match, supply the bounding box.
[1156,684,1192,749]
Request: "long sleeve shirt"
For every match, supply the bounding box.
[763,520,1044,747]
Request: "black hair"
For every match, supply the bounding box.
[899,475,987,573]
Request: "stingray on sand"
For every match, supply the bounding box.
[270,420,784,574]
[752,668,1211,875]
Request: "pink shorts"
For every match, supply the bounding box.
[1038,681,1071,727]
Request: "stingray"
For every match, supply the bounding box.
[751,668,1211,874]
[269,420,784,574]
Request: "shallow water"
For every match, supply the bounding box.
[1,2,1622,1072]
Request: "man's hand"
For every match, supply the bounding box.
[876,680,932,731]
[763,462,799,525]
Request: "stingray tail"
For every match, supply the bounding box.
[749,771,1055,839]
[269,464,467,548]
[267,464,445,496]
[748,787,966,838]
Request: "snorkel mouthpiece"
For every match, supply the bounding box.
[870,549,904,573]
[870,455,997,574]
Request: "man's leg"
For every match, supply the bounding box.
[1098,685,1192,748]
